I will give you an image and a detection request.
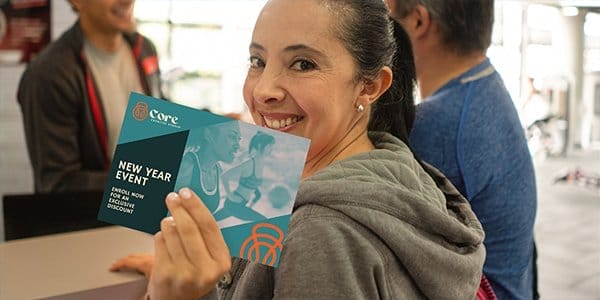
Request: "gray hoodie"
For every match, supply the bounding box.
[213,132,485,300]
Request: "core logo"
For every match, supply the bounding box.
[132,101,181,128]
[239,223,284,267]
[132,102,149,121]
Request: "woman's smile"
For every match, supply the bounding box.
[262,114,303,130]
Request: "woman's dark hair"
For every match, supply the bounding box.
[370,20,417,147]
[249,131,275,154]
[323,0,442,184]
[323,0,415,146]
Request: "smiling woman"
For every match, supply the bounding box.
[110,0,486,299]
[242,0,381,178]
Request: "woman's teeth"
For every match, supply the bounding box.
[265,117,299,129]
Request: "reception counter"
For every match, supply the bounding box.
[0,226,153,299]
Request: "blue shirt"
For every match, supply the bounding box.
[410,59,537,300]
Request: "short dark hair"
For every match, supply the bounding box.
[392,0,494,54]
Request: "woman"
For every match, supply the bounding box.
[111,0,485,298]
[175,122,241,214]
[213,131,275,222]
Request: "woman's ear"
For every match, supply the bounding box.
[357,66,393,106]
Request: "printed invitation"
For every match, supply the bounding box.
[98,92,309,267]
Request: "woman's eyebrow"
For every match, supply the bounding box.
[249,42,265,51]
[283,44,325,58]
[250,42,325,57]
[249,42,330,66]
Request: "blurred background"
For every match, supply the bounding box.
[0,0,599,298]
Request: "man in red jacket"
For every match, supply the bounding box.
[18,0,164,193]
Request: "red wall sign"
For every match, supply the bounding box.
[0,0,50,64]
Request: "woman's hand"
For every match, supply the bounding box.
[148,188,232,300]
[109,253,155,279]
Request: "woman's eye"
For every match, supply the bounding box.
[291,59,316,71]
[249,56,265,69]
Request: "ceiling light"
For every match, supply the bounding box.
[562,6,579,17]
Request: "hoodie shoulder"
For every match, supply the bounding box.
[297,132,446,211]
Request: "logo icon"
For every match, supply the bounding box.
[132,101,149,121]
[240,223,284,266]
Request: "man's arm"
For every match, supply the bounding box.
[17,65,108,193]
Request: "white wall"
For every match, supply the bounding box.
[0,0,77,242]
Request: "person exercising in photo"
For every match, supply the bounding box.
[214,131,275,222]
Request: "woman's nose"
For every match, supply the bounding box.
[253,66,286,104]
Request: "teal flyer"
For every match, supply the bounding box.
[98,92,309,267]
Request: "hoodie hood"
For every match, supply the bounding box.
[294,132,485,299]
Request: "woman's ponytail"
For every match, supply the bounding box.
[368,19,417,146]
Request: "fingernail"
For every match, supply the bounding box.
[166,192,178,203]
[179,188,192,200]
[165,216,176,226]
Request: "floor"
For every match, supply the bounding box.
[534,149,600,300]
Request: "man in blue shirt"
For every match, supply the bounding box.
[386,1,538,299]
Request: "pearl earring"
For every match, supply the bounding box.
[356,104,365,113]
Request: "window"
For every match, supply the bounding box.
[584,12,600,72]
[135,0,267,114]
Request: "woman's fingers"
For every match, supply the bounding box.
[160,211,195,270]
[152,231,170,278]
[146,189,231,299]
[178,188,232,265]
[150,231,180,299]
[165,190,214,268]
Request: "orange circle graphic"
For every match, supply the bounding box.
[240,223,284,266]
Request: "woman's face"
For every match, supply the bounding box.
[243,0,364,162]
[210,122,241,163]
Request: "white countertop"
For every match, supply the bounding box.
[0,226,153,300]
